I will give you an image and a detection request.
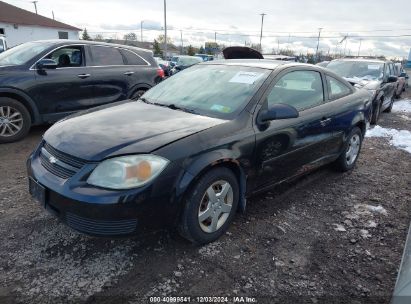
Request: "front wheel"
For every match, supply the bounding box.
[334,127,363,172]
[0,98,31,143]
[179,167,239,244]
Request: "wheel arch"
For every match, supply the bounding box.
[0,88,41,125]
[127,83,152,99]
[177,153,248,215]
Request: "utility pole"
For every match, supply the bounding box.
[315,27,323,63]
[140,21,144,42]
[259,13,266,52]
[32,1,38,14]
[180,30,183,55]
[214,32,217,44]
[52,10,54,20]
[357,39,362,57]
[163,0,167,60]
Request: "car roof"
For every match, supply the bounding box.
[331,58,388,64]
[27,39,153,54]
[203,59,313,70]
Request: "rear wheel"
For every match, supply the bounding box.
[334,127,363,172]
[0,98,31,143]
[179,167,239,244]
[130,89,147,100]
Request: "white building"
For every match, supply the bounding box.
[0,1,80,48]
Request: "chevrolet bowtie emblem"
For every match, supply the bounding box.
[49,156,57,164]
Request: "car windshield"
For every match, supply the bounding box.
[327,61,384,81]
[0,42,53,66]
[143,64,271,119]
[178,57,202,66]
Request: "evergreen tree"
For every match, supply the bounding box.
[153,40,163,57]
[82,28,91,41]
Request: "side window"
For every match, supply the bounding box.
[46,46,84,68]
[121,49,148,65]
[90,46,124,66]
[326,76,351,100]
[267,70,324,111]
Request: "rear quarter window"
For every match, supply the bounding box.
[121,49,149,66]
[326,76,352,100]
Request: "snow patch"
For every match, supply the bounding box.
[366,126,411,154]
[333,224,347,232]
[392,99,411,113]
[354,204,388,216]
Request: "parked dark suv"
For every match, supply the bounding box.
[326,58,398,124]
[0,40,164,143]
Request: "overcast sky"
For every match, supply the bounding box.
[5,0,411,58]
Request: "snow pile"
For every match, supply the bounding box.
[366,126,411,154]
[392,99,411,113]
[354,204,388,216]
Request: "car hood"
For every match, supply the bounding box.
[44,101,226,161]
[223,46,264,59]
[343,77,380,90]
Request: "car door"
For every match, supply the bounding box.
[381,63,396,108]
[119,48,155,94]
[251,68,335,190]
[87,45,129,105]
[31,45,96,119]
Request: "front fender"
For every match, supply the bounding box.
[177,150,248,213]
[0,87,42,124]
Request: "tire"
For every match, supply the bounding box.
[130,89,147,100]
[334,127,363,172]
[179,167,239,245]
[370,100,381,125]
[0,97,31,143]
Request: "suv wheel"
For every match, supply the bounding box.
[334,127,363,172]
[179,167,239,244]
[130,89,147,100]
[0,98,31,143]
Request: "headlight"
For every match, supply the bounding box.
[87,155,169,189]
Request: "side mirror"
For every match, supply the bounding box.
[400,72,406,77]
[257,103,299,124]
[387,75,398,83]
[37,59,58,70]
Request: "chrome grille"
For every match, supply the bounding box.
[40,143,88,179]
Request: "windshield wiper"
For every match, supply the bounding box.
[138,98,198,114]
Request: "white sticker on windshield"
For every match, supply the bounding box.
[229,72,264,84]
[368,65,381,70]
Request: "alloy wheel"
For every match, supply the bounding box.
[198,180,234,233]
[0,106,23,137]
[345,134,361,166]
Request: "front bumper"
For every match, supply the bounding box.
[27,142,183,237]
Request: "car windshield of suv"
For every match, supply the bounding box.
[178,57,203,66]
[0,42,53,66]
[143,64,271,119]
[327,61,384,81]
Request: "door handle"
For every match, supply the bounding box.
[320,118,332,127]
[124,71,135,76]
[77,74,91,79]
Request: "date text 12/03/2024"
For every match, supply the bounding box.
[149,296,257,303]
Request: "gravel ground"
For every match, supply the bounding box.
[0,91,410,304]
